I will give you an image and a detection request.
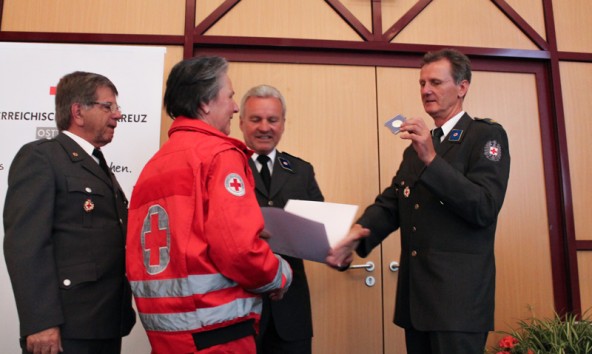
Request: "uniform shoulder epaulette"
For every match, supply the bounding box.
[474,117,501,126]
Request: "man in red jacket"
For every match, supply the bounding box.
[126,56,292,354]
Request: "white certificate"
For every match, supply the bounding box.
[261,200,359,263]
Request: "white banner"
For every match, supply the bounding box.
[0,42,164,353]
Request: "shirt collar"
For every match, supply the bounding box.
[251,149,277,172]
[439,111,465,139]
[62,130,97,161]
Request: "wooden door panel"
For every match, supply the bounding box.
[229,62,383,354]
[376,67,425,354]
[466,71,555,335]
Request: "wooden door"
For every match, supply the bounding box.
[376,66,556,353]
[229,62,384,354]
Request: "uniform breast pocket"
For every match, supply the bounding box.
[66,176,107,228]
[58,262,98,290]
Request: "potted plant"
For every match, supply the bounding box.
[488,311,592,354]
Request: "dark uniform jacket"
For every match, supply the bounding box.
[3,133,136,340]
[357,113,510,332]
[249,151,324,343]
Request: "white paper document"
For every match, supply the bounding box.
[261,200,359,263]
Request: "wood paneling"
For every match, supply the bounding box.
[202,0,361,41]
[391,0,538,50]
[506,0,546,41]
[469,70,555,344]
[159,46,184,145]
[1,0,185,35]
[553,0,592,53]
[577,252,592,313]
[228,62,383,354]
[381,0,424,35]
[376,66,421,354]
[559,62,592,241]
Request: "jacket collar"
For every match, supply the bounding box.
[169,117,252,156]
[55,133,114,187]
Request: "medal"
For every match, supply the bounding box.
[278,156,293,172]
[404,186,411,198]
[83,199,94,212]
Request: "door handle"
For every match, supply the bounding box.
[389,261,399,272]
[348,261,375,272]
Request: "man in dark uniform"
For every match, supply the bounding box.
[240,84,324,354]
[327,49,510,354]
[4,71,135,354]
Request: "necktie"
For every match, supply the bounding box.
[432,127,444,147]
[257,155,271,191]
[92,148,111,177]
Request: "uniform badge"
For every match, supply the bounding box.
[404,186,411,198]
[83,199,94,212]
[225,173,246,196]
[483,140,502,161]
[278,157,293,172]
[448,129,463,142]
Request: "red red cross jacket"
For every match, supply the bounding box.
[126,117,292,353]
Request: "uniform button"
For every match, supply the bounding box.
[267,201,274,206]
[412,226,417,232]
[63,279,71,286]
[411,250,417,257]
[119,218,123,224]
[85,187,92,193]
[401,180,405,186]
[414,203,420,210]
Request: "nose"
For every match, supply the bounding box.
[421,84,430,95]
[113,111,123,120]
[233,100,239,113]
[258,119,271,131]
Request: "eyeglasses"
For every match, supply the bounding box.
[88,101,122,114]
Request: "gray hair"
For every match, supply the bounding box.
[240,84,287,118]
[164,56,229,119]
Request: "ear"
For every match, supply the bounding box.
[458,80,470,99]
[200,102,210,115]
[239,116,245,132]
[70,103,85,127]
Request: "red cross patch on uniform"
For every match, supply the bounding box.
[225,173,246,196]
[483,140,502,161]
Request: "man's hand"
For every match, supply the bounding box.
[326,224,370,269]
[268,287,288,301]
[259,229,271,240]
[26,327,62,354]
[399,117,437,165]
